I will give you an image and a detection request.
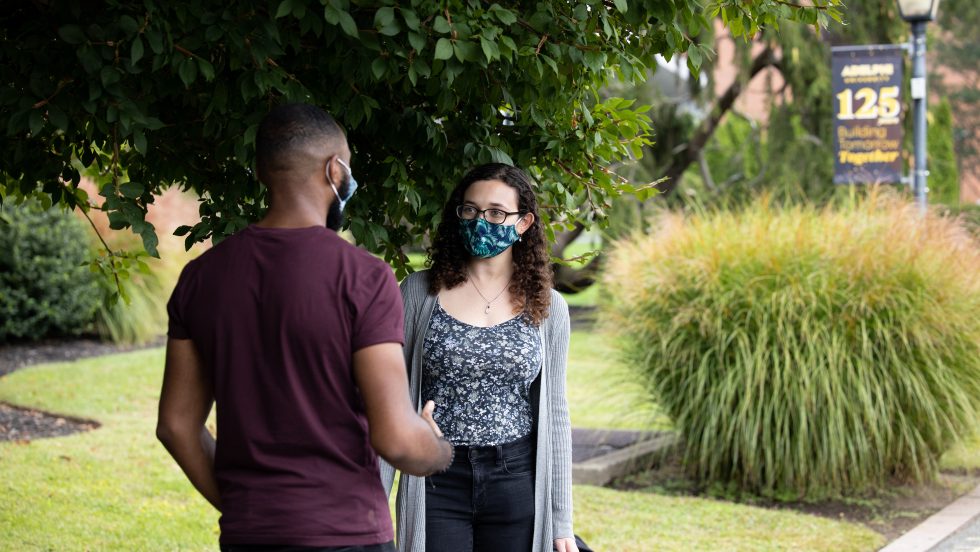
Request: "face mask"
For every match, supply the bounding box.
[459,217,521,258]
[327,158,358,212]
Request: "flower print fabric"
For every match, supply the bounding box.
[421,301,543,446]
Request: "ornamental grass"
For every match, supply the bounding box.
[602,191,980,498]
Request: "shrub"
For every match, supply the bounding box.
[94,247,194,345]
[0,201,102,342]
[927,98,961,206]
[602,192,980,498]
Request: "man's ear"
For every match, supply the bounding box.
[325,155,346,186]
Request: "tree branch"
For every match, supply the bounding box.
[656,44,779,195]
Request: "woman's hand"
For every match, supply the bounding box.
[554,537,579,552]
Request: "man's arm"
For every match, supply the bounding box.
[354,342,452,476]
[157,337,221,511]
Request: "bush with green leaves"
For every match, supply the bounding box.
[0,0,841,279]
[602,192,980,498]
[0,202,102,342]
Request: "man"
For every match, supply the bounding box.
[157,103,452,551]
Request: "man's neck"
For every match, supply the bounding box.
[257,193,330,229]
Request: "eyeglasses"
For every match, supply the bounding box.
[456,205,523,224]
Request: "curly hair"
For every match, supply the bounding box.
[428,163,553,326]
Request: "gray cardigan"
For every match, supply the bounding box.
[380,270,574,552]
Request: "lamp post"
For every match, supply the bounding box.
[896,0,940,213]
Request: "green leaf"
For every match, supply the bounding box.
[433,16,451,34]
[613,0,628,13]
[119,15,139,35]
[198,58,215,81]
[371,57,386,80]
[338,10,358,38]
[453,41,479,63]
[130,36,145,64]
[480,37,500,62]
[132,129,147,154]
[140,226,160,258]
[146,30,164,54]
[434,38,453,60]
[120,182,143,198]
[48,106,69,131]
[401,8,420,31]
[490,6,517,25]
[29,109,42,135]
[408,31,426,52]
[687,43,702,70]
[178,57,197,86]
[374,6,395,28]
[58,25,86,45]
[323,4,340,25]
[275,0,293,19]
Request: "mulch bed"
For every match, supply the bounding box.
[0,402,100,442]
[0,336,164,378]
[0,336,163,442]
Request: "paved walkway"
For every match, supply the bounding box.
[881,484,980,552]
[930,514,980,552]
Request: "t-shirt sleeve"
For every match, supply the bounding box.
[166,262,193,340]
[350,261,405,351]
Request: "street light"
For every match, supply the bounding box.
[896,0,940,212]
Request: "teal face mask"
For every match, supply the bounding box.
[459,217,521,258]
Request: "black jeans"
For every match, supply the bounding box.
[425,434,536,552]
[220,543,395,552]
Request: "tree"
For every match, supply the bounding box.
[548,0,914,292]
[0,0,841,286]
[934,0,979,198]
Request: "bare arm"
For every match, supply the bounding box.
[354,342,452,476]
[157,338,221,511]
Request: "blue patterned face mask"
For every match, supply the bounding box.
[459,217,521,258]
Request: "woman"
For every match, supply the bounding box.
[380,163,577,552]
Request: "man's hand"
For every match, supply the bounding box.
[157,338,221,511]
[420,400,443,437]
[554,538,579,552]
[354,342,452,476]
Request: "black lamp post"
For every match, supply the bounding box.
[896,0,940,212]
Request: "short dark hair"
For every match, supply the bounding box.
[255,103,345,176]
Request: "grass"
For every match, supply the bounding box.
[940,432,980,473]
[573,484,883,551]
[0,350,217,550]
[567,330,669,431]
[0,345,890,550]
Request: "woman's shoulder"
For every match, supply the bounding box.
[399,269,433,301]
[545,289,570,330]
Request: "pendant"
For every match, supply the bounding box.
[484,304,491,314]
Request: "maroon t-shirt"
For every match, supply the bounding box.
[166,224,403,547]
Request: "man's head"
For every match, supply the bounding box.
[256,104,352,229]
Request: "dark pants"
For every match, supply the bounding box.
[220,543,395,552]
[425,434,536,552]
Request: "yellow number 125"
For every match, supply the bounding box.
[837,86,900,120]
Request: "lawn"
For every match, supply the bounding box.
[0,341,890,551]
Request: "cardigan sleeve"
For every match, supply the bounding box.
[547,292,574,539]
[379,271,429,497]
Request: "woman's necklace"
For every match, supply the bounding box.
[468,272,511,314]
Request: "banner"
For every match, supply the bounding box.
[831,45,904,184]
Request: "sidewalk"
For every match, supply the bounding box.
[930,514,980,552]
[881,484,980,552]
